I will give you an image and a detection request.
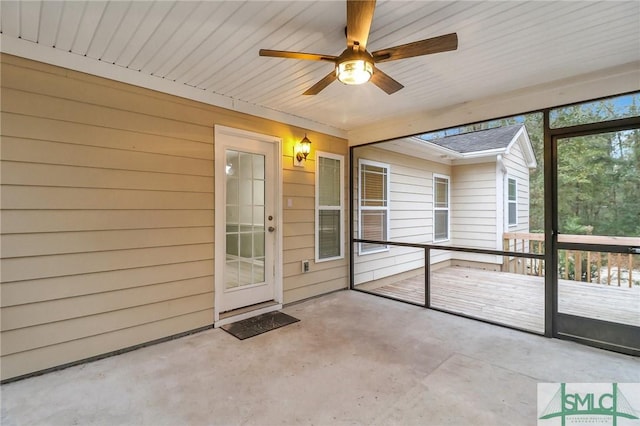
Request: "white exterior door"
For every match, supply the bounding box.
[215,126,281,315]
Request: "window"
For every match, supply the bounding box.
[358,159,390,254]
[433,174,450,242]
[316,152,344,261]
[507,177,518,226]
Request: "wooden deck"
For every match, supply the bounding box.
[360,266,640,333]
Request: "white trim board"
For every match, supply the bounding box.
[214,304,283,328]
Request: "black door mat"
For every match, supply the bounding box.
[221,311,300,340]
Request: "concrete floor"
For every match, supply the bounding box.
[1,290,638,426]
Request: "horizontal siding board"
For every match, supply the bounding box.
[1,112,214,160]
[282,169,314,185]
[388,200,431,211]
[390,210,433,220]
[1,293,214,356]
[283,265,346,291]
[1,62,218,128]
[392,217,433,226]
[452,172,495,182]
[282,222,314,236]
[0,260,214,307]
[1,276,213,331]
[0,210,214,234]
[389,226,431,239]
[1,88,212,144]
[1,243,214,282]
[390,192,430,203]
[1,186,214,210]
[452,187,496,197]
[283,257,345,277]
[0,310,213,381]
[450,202,497,211]
[453,231,496,244]
[1,137,214,177]
[283,247,315,263]
[283,183,313,197]
[282,210,314,224]
[450,217,495,226]
[283,235,313,251]
[1,227,214,258]
[283,281,346,305]
[453,210,497,218]
[0,161,214,193]
[388,173,430,187]
[450,224,497,233]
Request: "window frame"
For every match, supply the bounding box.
[507,176,518,227]
[358,159,391,255]
[433,173,451,243]
[315,151,344,262]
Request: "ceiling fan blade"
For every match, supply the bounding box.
[370,67,404,95]
[259,49,337,62]
[347,0,376,49]
[372,33,458,63]
[303,71,338,95]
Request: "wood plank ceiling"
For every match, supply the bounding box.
[1,1,639,134]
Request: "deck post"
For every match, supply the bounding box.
[502,237,509,272]
[575,251,582,282]
[617,253,622,286]
[424,247,430,308]
[629,254,633,288]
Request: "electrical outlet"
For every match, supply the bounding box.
[302,260,310,273]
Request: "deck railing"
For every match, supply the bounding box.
[502,232,639,288]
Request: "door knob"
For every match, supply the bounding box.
[268,226,275,232]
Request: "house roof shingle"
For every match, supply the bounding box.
[423,124,524,154]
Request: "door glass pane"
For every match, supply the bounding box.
[254,258,265,283]
[557,130,640,326]
[226,149,267,289]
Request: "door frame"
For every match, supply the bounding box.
[548,116,640,355]
[213,125,283,325]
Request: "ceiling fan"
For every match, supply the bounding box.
[259,0,458,95]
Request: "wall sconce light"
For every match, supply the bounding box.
[294,134,312,167]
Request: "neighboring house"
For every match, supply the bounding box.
[353,125,537,286]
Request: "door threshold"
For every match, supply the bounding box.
[215,301,282,328]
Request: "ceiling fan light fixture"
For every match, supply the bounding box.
[336,59,373,85]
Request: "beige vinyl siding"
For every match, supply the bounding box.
[502,139,531,234]
[282,139,349,304]
[353,146,451,285]
[0,54,348,381]
[450,162,500,265]
[451,163,497,248]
